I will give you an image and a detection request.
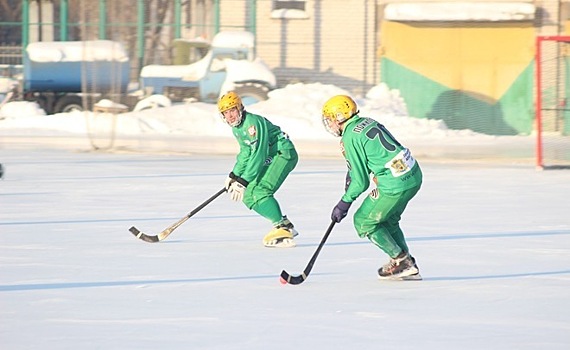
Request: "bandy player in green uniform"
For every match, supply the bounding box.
[218,91,299,248]
[322,95,423,280]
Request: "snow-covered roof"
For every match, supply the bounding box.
[385,2,535,21]
[211,31,254,49]
[26,40,129,63]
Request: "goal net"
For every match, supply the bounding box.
[535,36,570,169]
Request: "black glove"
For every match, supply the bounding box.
[331,200,352,223]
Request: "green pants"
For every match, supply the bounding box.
[243,148,298,224]
[353,184,421,258]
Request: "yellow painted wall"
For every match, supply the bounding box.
[379,20,537,135]
[381,21,535,101]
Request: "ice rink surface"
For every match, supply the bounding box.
[1,146,569,349]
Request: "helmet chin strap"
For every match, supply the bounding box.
[233,108,244,127]
[336,119,349,136]
[223,106,244,127]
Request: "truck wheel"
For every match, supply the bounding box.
[234,84,270,106]
[33,96,51,115]
[54,96,84,113]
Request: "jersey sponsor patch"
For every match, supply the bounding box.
[369,188,379,199]
[248,125,257,137]
[385,148,416,177]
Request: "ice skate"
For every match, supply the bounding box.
[378,252,421,280]
[262,216,298,248]
[397,255,422,280]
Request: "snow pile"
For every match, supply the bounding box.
[384,2,535,21]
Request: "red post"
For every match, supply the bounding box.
[535,36,543,170]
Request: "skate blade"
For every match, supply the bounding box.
[379,273,423,281]
[397,273,423,281]
[264,238,296,248]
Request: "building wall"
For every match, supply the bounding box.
[380,19,536,135]
[219,0,378,95]
[375,1,570,135]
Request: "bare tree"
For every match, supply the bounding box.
[0,0,22,44]
[144,0,173,65]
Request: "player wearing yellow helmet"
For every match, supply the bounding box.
[322,95,423,280]
[218,91,299,248]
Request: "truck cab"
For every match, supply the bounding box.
[139,31,276,105]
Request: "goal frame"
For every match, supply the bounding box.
[535,35,570,170]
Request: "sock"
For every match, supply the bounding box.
[252,197,283,224]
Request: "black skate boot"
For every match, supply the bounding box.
[378,252,421,280]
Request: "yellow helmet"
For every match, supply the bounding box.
[218,91,244,127]
[322,95,358,123]
[322,95,359,136]
[218,91,243,113]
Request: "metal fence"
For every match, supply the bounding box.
[0,0,378,94]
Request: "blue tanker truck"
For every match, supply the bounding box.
[3,31,276,114]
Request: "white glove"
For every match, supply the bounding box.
[224,176,235,190]
[229,181,246,202]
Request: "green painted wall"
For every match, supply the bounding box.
[379,20,535,136]
[381,58,534,135]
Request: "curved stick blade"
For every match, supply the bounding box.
[278,221,335,285]
[280,269,307,285]
[129,226,159,243]
[128,188,226,244]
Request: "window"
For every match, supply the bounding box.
[271,0,308,19]
[273,0,305,11]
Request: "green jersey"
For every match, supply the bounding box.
[340,116,422,202]
[231,111,294,183]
